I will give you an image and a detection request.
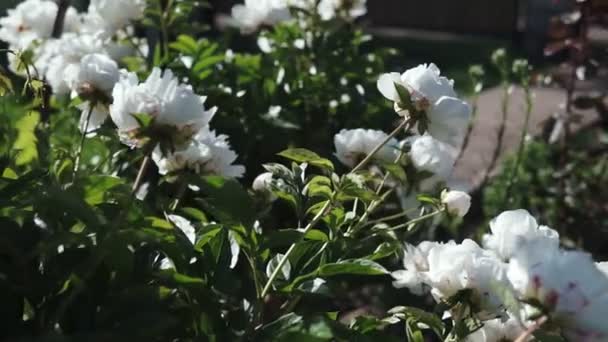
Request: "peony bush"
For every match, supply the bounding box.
[0,1,606,341]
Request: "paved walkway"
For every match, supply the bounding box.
[452,84,600,189]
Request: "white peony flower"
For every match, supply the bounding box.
[377,63,471,147]
[230,0,292,34]
[482,209,560,261]
[73,53,120,98]
[110,68,216,147]
[44,33,106,95]
[0,0,80,49]
[441,189,471,218]
[333,128,400,168]
[425,239,509,319]
[508,238,608,339]
[408,135,457,178]
[152,128,245,178]
[391,241,438,295]
[85,0,145,36]
[317,0,367,21]
[393,239,511,320]
[465,317,528,342]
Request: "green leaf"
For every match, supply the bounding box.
[83,175,125,205]
[381,162,407,183]
[306,175,333,199]
[0,70,14,96]
[278,148,334,171]
[13,111,39,165]
[318,259,388,277]
[156,269,205,288]
[193,55,224,73]
[406,318,424,342]
[394,82,412,109]
[169,34,198,55]
[196,176,256,227]
[131,112,154,128]
[179,207,208,222]
[263,229,328,248]
[336,174,379,202]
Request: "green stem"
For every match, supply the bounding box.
[346,188,394,237]
[260,200,331,299]
[351,118,410,174]
[170,179,188,212]
[385,209,445,232]
[72,104,94,181]
[132,155,151,194]
[363,207,419,228]
[503,85,533,205]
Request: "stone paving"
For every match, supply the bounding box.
[452,85,600,189]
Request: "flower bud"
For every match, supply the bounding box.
[441,190,471,218]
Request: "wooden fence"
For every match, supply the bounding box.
[366,0,518,35]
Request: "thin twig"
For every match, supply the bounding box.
[351,118,410,174]
[513,315,548,342]
[132,155,151,194]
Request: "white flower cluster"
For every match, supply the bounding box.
[229,0,367,33]
[378,64,473,216]
[0,0,146,132]
[1,0,245,179]
[392,209,608,341]
[110,67,245,179]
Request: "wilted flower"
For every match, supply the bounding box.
[0,0,80,49]
[482,209,559,261]
[377,63,471,147]
[408,135,457,178]
[334,128,400,168]
[152,128,245,178]
[110,68,216,148]
[230,0,292,34]
[317,0,367,21]
[441,189,471,218]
